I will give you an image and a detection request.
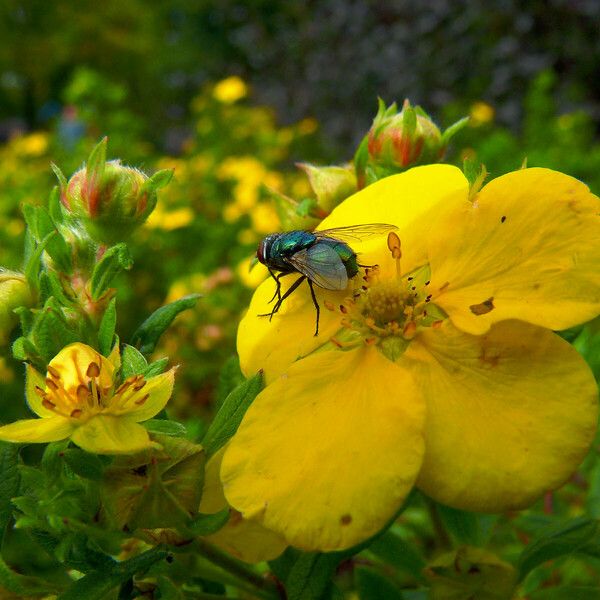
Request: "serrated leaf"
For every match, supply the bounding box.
[98,298,117,356]
[120,344,148,379]
[143,419,187,437]
[186,508,230,536]
[90,243,133,301]
[202,371,263,457]
[62,449,106,481]
[131,294,200,356]
[355,566,405,600]
[517,517,600,581]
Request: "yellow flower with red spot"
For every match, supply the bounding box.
[0,343,176,454]
[221,165,600,552]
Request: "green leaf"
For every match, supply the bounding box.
[120,343,148,379]
[367,528,426,584]
[24,230,55,291]
[215,355,244,407]
[57,546,168,600]
[62,449,107,481]
[441,116,470,144]
[48,185,64,225]
[31,298,79,362]
[145,168,174,191]
[98,298,117,356]
[517,517,600,581]
[90,243,133,301]
[284,550,342,600]
[143,419,187,437]
[355,566,405,600]
[528,587,600,600]
[157,576,185,600]
[202,371,263,457]
[51,162,68,190]
[0,442,20,534]
[0,554,58,595]
[131,294,200,356]
[186,508,230,536]
[436,504,496,546]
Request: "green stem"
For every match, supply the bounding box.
[188,538,281,599]
[426,498,452,551]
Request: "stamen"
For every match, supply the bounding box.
[133,381,147,392]
[86,362,101,378]
[70,409,83,418]
[45,378,59,391]
[135,393,150,405]
[47,366,61,379]
[76,384,91,407]
[387,232,402,278]
[42,398,56,410]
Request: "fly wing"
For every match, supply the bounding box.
[314,223,398,243]
[287,243,348,290]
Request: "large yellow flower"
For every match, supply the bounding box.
[0,343,175,454]
[221,165,600,552]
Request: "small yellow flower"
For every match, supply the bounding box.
[250,202,280,234]
[146,206,194,230]
[213,76,248,104]
[0,343,176,454]
[469,101,495,126]
[222,165,600,552]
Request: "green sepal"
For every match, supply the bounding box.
[201,370,263,457]
[90,243,133,302]
[441,116,470,144]
[143,419,187,437]
[353,135,370,188]
[48,185,64,225]
[142,168,174,193]
[120,343,148,379]
[86,137,108,184]
[23,230,53,294]
[143,357,169,377]
[402,104,417,137]
[98,297,117,356]
[131,294,201,356]
[185,508,230,537]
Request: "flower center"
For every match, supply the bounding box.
[34,351,149,420]
[328,232,447,360]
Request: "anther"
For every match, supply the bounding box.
[135,393,150,405]
[42,399,56,410]
[76,384,89,404]
[340,305,348,314]
[47,366,61,379]
[45,378,59,391]
[34,385,46,397]
[133,380,147,392]
[432,320,443,329]
[86,362,101,378]
[70,409,83,418]
[364,337,377,345]
[387,232,402,259]
[403,321,417,339]
[324,300,335,311]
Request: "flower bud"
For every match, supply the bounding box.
[296,163,357,213]
[58,138,173,245]
[355,99,468,188]
[424,546,517,600]
[0,271,32,342]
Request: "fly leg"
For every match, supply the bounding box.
[307,279,320,336]
[258,275,306,321]
[268,270,290,304]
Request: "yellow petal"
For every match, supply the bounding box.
[25,365,53,417]
[127,368,176,422]
[49,343,114,393]
[428,168,600,335]
[221,347,425,551]
[199,447,287,563]
[406,320,598,511]
[237,277,343,382]
[70,415,155,454]
[0,416,74,443]
[238,165,469,382]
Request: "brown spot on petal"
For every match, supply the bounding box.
[340,514,352,525]
[469,297,495,315]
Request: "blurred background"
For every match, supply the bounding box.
[1,0,600,420]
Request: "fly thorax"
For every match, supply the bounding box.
[325,232,447,362]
